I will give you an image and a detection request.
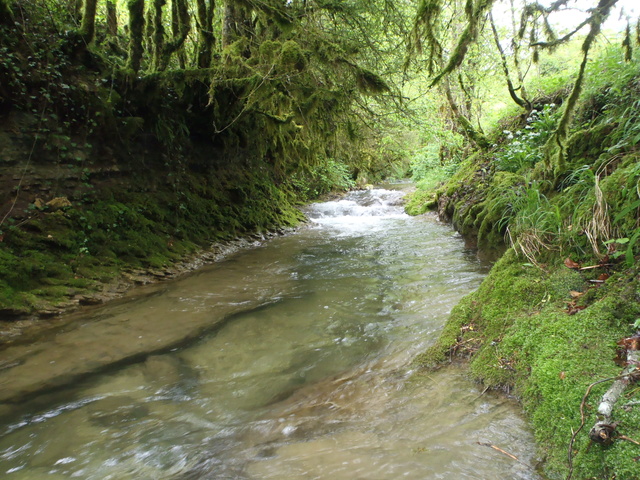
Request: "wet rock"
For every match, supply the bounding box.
[0,307,29,318]
[122,271,152,284]
[149,269,171,278]
[38,307,62,318]
[76,294,105,306]
[46,197,72,210]
[87,395,150,427]
[144,355,184,386]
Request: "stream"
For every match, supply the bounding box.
[0,186,542,479]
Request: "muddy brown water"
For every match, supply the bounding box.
[0,186,543,479]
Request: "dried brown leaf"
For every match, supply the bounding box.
[564,257,581,269]
[567,305,587,315]
[617,335,640,351]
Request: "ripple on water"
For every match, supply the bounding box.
[0,187,540,479]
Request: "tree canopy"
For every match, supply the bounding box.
[0,0,638,186]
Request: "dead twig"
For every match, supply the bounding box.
[476,442,532,468]
[579,264,612,271]
[471,385,490,402]
[616,435,640,445]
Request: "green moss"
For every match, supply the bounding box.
[418,245,640,478]
[0,159,305,316]
[410,37,640,480]
[279,40,307,72]
[500,273,640,478]
[404,189,437,215]
[415,249,546,368]
[565,123,615,169]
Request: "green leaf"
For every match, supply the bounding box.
[613,198,640,224]
[624,228,640,267]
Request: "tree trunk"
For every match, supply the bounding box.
[443,78,489,150]
[106,0,118,37]
[171,0,186,68]
[151,0,166,70]
[545,0,618,174]
[79,0,98,43]
[127,0,145,73]
[509,0,529,103]
[196,0,216,68]
[158,0,190,70]
[222,0,243,48]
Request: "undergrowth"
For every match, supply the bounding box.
[411,46,640,479]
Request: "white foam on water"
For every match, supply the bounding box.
[305,189,408,233]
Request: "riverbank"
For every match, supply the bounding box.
[1,1,391,330]
[0,31,309,324]
[408,49,640,479]
[0,139,307,321]
[0,231,296,344]
[0,187,541,480]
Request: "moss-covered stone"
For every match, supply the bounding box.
[404,189,437,215]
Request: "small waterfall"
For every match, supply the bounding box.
[304,189,408,232]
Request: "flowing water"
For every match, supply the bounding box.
[0,187,543,479]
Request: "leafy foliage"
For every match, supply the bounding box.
[410,28,640,478]
[496,104,560,173]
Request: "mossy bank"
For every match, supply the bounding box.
[0,119,308,320]
[0,0,403,326]
[408,48,640,479]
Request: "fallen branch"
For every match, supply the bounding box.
[617,435,640,445]
[589,351,640,445]
[477,442,519,461]
[579,264,612,271]
[566,368,639,480]
[471,385,490,402]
